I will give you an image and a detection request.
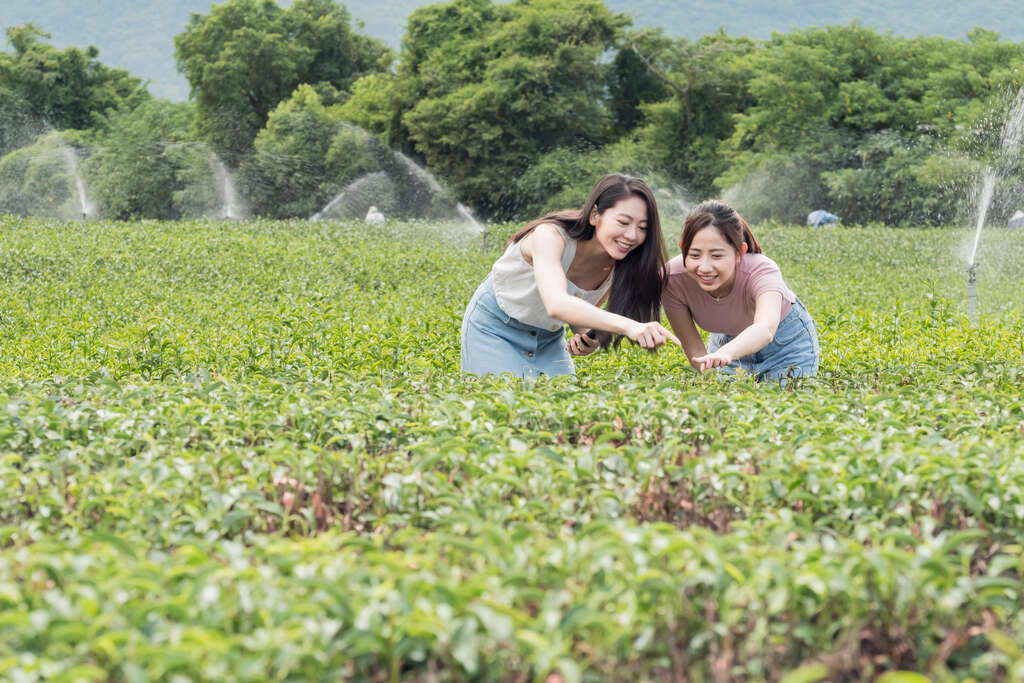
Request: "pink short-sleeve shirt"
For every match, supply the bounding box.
[662,253,795,336]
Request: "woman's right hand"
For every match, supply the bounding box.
[627,321,682,349]
[691,349,733,372]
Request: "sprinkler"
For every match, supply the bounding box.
[963,86,1024,327]
[967,262,978,324]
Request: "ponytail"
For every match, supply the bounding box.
[738,215,762,254]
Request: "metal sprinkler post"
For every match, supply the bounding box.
[967,262,978,324]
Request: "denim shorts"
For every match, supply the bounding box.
[460,275,575,378]
[706,298,819,383]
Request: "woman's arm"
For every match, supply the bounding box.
[569,290,609,335]
[567,290,609,356]
[528,225,681,349]
[691,291,783,372]
[664,306,709,370]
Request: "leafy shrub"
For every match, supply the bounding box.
[1,216,1023,680]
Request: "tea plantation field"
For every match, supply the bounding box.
[1,216,1023,681]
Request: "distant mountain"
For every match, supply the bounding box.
[1,1,207,101]
[3,0,1022,102]
[611,0,1023,44]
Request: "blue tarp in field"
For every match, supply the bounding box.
[807,210,838,227]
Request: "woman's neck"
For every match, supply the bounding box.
[567,238,615,290]
[708,282,733,301]
[577,237,615,270]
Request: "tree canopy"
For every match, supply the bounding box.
[173,0,392,160]
[3,1,1024,225]
[715,25,1024,223]
[4,0,1024,102]
[342,0,626,218]
[0,24,147,135]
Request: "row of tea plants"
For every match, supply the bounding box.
[1,215,1023,681]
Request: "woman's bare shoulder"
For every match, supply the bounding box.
[522,223,566,261]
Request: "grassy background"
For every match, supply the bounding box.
[1,216,1023,681]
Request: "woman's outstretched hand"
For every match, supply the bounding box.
[567,332,600,356]
[627,321,682,350]
[692,349,733,372]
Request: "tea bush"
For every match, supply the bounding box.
[1,216,1023,681]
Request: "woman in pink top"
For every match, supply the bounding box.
[663,200,819,382]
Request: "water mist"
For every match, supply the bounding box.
[968,87,1024,322]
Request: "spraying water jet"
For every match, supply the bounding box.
[966,86,1024,323]
[309,135,485,242]
[60,146,96,219]
[210,155,245,220]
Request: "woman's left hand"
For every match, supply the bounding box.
[567,332,599,356]
[692,349,733,373]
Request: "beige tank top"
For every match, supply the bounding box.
[491,224,613,331]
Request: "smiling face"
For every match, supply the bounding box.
[684,226,745,297]
[590,195,648,260]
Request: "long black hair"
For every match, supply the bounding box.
[507,173,667,348]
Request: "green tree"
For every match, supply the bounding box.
[0,130,88,218]
[173,0,392,161]
[342,0,627,219]
[243,83,464,219]
[240,84,380,218]
[82,99,196,219]
[512,139,667,219]
[605,28,672,135]
[717,23,1024,224]
[0,86,45,158]
[630,30,756,198]
[0,24,147,132]
[336,72,404,145]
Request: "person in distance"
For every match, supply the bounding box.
[460,173,680,377]
[663,199,819,383]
